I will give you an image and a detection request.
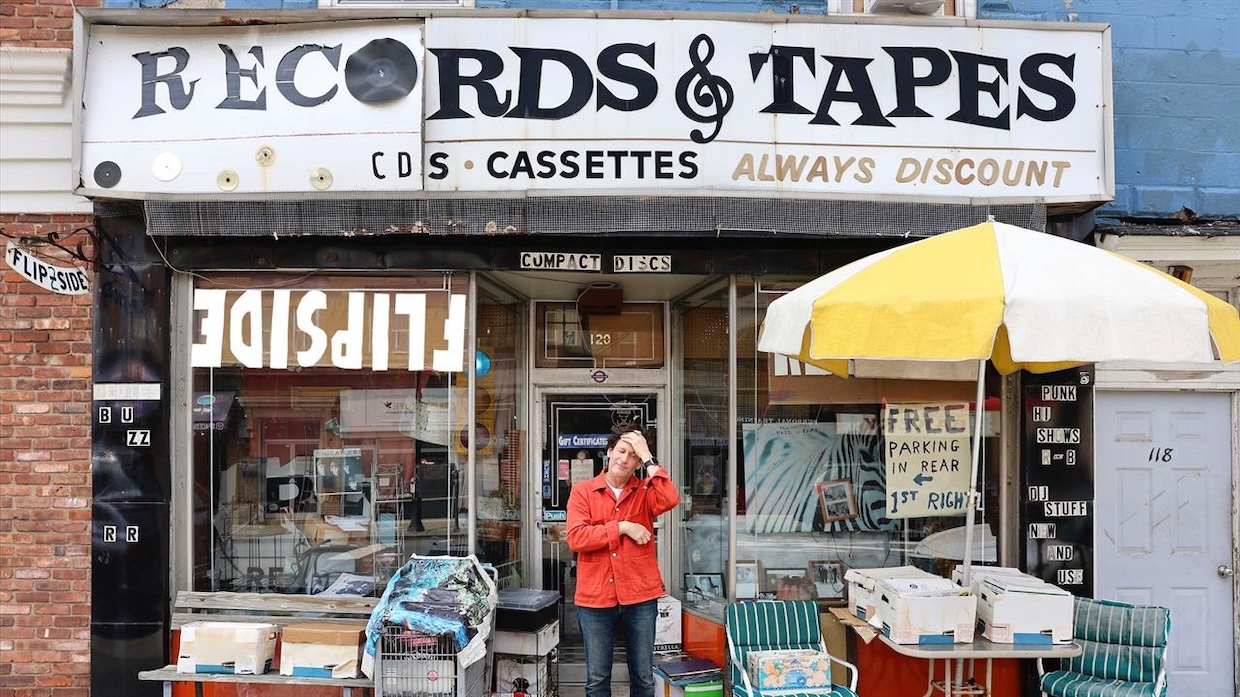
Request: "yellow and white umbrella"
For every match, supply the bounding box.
[759,219,1240,375]
[757,218,1240,583]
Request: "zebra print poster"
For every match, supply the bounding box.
[741,419,895,534]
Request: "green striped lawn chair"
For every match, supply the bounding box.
[1038,597,1170,697]
[724,600,858,697]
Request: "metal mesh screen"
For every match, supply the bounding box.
[142,197,1045,238]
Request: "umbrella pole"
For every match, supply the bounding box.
[960,360,986,590]
[950,361,986,692]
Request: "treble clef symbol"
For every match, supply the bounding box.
[675,34,734,144]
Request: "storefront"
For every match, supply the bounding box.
[76,9,1112,695]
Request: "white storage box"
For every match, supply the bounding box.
[875,577,977,645]
[951,565,1030,594]
[493,620,560,656]
[176,621,277,675]
[279,621,366,678]
[977,576,1074,644]
[844,566,937,625]
[656,595,682,648]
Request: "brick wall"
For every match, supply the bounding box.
[0,215,94,696]
[0,2,99,696]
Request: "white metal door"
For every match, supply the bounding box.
[1095,390,1235,696]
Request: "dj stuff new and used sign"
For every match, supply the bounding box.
[79,15,1110,202]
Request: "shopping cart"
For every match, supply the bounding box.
[368,554,498,697]
[374,616,494,697]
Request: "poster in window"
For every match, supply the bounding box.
[741,421,893,534]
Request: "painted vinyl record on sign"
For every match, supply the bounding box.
[344,38,417,103]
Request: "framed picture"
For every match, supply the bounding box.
[692,454,721,497]
[807,560,846,601]
[816,478,858,523]
[735,559,762,598]
[763,568,803,593]
[685,573,724,601]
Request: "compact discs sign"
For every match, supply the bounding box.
[78,15,1109,202]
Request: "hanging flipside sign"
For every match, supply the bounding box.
[5,242,91,295]
[189,288,467,372]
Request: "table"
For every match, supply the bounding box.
[876,635,1082,697]
[137,665,373,697]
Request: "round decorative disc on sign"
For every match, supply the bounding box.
[345,38,417,103]
[94,161,121,188]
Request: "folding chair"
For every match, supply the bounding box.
[1038,596,1170,697]
[725,600,859,697]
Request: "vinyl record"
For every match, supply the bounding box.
[93,161,121,188]
[344,38,417,104]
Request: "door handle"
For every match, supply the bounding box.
[1219,565,1235,578]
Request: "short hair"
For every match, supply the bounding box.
[606,424,648,452]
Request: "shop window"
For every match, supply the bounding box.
[187,272,517,595]
[730,279,1002,607]
[674,277,1002,620]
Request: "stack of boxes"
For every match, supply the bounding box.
[175,620,367,678]
[953,567,1074,644]
[493,588,562,696]
[845,566,977,645]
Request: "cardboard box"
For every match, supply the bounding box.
[176,621,277,675]
[875,578,977,645]
[746,649,833,694]
[279,621,366,678]
[494,620,560,657]
[844,566,937,625]
[977,577,1074,644]
[656,595,682,649]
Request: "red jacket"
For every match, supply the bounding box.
[566,468,680,608]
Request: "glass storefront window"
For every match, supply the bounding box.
[189,272,485,594]
[726,278,1002,604]
[677,281,730,616]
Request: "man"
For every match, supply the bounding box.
[566,425,680,697]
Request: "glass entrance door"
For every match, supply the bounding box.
[535,392,663,648]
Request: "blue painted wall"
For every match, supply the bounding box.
[979,0,1239,219]
[97,0,1238,219]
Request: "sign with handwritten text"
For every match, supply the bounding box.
[883,402,971,519]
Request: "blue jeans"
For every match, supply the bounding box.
[577,599,658,697]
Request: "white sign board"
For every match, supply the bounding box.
[423,17,1109,201]
[80,21,424,196]
[78,16,1109,203]
[883,402,972,519]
